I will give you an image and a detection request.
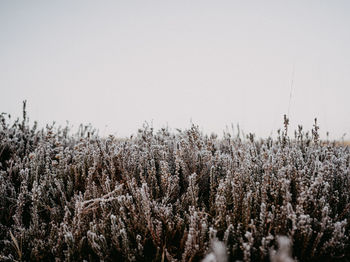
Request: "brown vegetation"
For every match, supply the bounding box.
[0,105,349,261]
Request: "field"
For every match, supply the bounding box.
[0,108,349,261]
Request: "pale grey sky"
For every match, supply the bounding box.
[1,0,349,139]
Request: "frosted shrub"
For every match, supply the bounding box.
[0,107,350,261]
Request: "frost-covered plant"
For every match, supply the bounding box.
[0,105,350,261]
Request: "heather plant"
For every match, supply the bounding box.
[0,105,350,261]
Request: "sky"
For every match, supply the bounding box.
[0,0,349,139]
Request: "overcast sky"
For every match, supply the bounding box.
[1,0,349,139]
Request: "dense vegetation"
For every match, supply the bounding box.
[1,103,349,261]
